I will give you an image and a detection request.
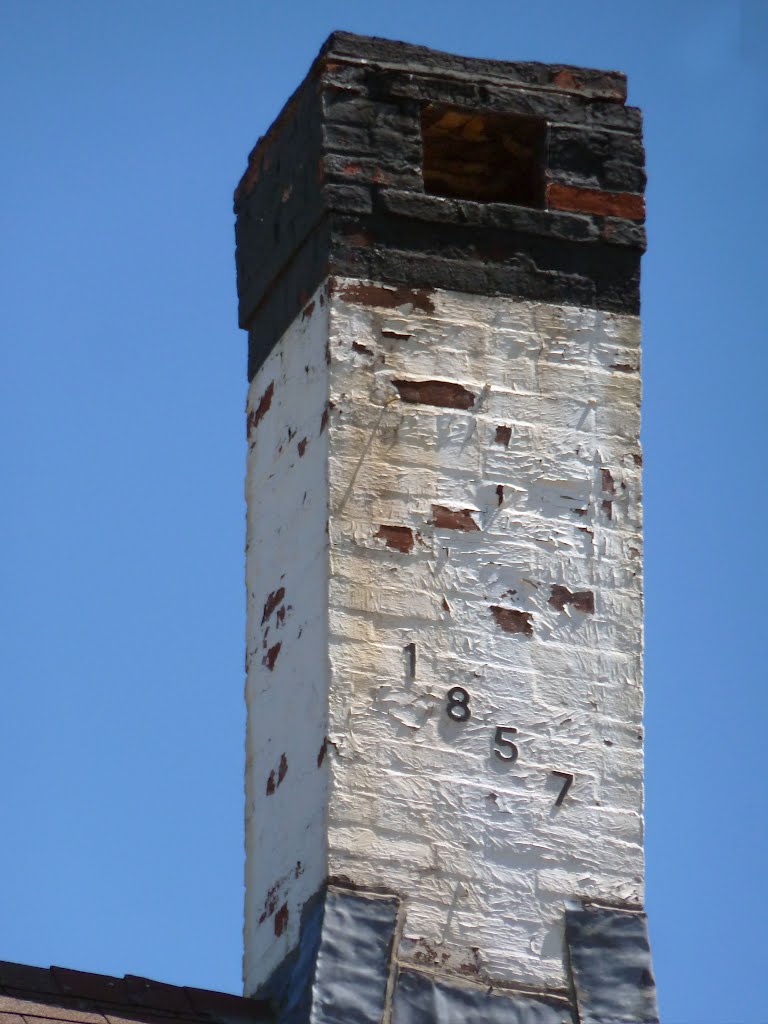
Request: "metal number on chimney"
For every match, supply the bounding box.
[445,688,574,806]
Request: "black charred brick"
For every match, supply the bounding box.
[548,125,647,193]
[321,30,627,102]
[234,31,646,378]
[376,189,602,244]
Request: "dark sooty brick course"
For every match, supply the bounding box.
[234,31,646,378]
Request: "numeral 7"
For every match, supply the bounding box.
[552,770,574,806]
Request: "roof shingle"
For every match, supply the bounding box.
[0,964,270,1024]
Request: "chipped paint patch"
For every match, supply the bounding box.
[247,381,274,436]
[430,504,480,532]
[392,378,475,409]
[490,605,534,636]
[262,642,281,671]
[375,525,415,553]
[244,283,331,993]
[339,281,435,313]
[549,585,595,614]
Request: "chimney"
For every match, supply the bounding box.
[235,32,657,1023]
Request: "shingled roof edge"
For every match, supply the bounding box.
[0,963,272,1024]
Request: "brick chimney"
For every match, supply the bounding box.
[235,32,657,1024]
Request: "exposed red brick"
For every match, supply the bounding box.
[274,904,289,937]
[375,525,414,553]
[262,587,285,625]
[393,379,475,410]
[336,220,374,245]
[247,381,274,436]
[258,882,280,922]
[572,591,595,613]
[611,363,636,373]
[552,68,581,91]
[266,771,276,796]
[495,485,504,506]
[601,468,616,493]
[490,606,533,636]
[277,753,288,785]
[547,182,645,221]
[495,425,512,446]
[317,738,328,767]
[430,504,479,532]
[297,437,308,457]
[601,499,613,519]
[262,642,281,671]
[233,89,305,202]
[457,960,481,977]
[302,301,315,319]
[550,66,625,100]
[548,584,595,614]
[339,282,435,313]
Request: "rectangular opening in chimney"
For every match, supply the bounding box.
[421,104,546,207]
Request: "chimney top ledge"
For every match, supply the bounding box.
[317,30,628,103]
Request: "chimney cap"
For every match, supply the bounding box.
[234,31,645,377]
[317,30,628,103]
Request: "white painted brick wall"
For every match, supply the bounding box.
[244,277,644,994]
[244,289,331,993]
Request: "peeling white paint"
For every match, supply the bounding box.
[244,278,644,994]
[243,290,331,994]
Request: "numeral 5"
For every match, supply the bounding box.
[493,727,519,762]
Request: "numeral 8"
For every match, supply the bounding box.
[446,686,471,722]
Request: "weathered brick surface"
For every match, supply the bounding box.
[234,32,646,378]
[244,288,331,989]
[323,281,643,990]
[244,277,644,995]
[547,183,646,221]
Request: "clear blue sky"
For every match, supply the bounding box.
[1,3,766,1022]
